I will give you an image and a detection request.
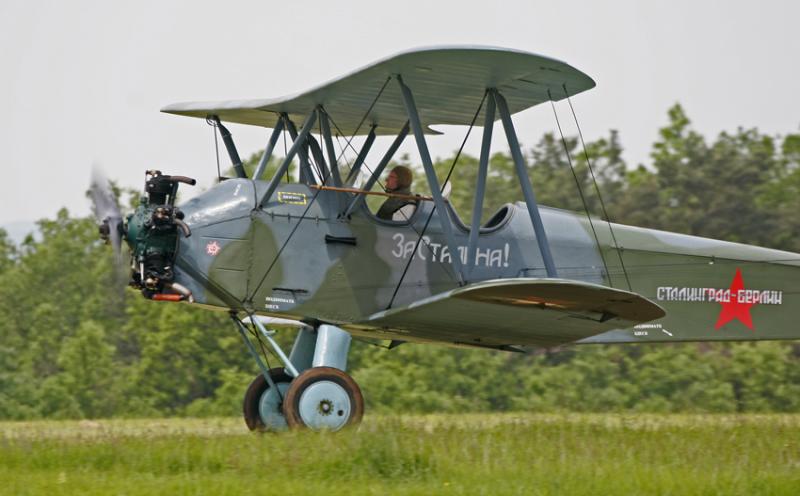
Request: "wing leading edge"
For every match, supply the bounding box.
[161,46,595,136]
[345,278,665,349]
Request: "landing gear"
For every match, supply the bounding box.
[234,317,362,432]
[283,367,364,431]
[243,368,293,432]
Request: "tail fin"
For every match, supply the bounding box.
[580,224,800,344]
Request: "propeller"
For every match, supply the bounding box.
[89,167,125,259]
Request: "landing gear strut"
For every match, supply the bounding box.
[234,318,362,432]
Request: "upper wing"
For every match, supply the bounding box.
[161,46,595,136]
[345,278,664,349]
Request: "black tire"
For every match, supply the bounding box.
[283,366,364,431]
[242,368,293,432]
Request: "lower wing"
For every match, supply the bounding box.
[344,278,664,349]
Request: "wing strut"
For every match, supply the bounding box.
[319,109,344,187]
[344,125,377,186]
[253,116,285,181]
[341,122,409,217]
[397,75,466,285]
[493,89,558,278]
[284,114,317,185]
[259,109,318,205]
[210,116,246,178]
[307,134,331,184]
[467,91,495,278]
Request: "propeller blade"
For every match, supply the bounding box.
[89,167,124,258]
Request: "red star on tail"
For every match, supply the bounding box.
[715,268,755,330]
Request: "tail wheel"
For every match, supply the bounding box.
[283,367,364,431]
[243,368,293,432]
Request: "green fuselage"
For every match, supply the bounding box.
[162,178,800,348]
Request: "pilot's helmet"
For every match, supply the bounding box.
[391,166,413,189]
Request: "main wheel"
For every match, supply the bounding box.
[283,367,364,431]
[243,368,293,432]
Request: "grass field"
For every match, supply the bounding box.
[1,414,798,495]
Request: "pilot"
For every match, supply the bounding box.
[377,166,417,221]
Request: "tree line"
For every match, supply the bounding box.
[0,104,798,420]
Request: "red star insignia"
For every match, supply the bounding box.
[205,241,221,256]
[715,268,755,330]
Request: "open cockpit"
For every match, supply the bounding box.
[164,46,601,288]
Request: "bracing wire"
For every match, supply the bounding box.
[387,91,487,309]
[326,114,461,284]
[547,89,612,286]
[247,149,331,302]
[329,77,391,165]
[308,136,326,184]
[247,78,392,301]
[243,316,285,402]
[563,84,632,291]
[207,117,222,181]
[334,133,354,180]
[327,117,386,189]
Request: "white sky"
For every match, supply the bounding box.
[1,0,798,225]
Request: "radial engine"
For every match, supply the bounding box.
[124,170,196,301]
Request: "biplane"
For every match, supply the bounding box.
[92,46,800,431]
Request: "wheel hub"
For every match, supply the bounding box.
[258,382,291,431]
[297,380,351,431]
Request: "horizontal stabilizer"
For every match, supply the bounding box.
[348,278,665,348]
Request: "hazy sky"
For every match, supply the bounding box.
[1,0,798,225]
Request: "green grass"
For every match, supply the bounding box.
[1,414,798,495]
